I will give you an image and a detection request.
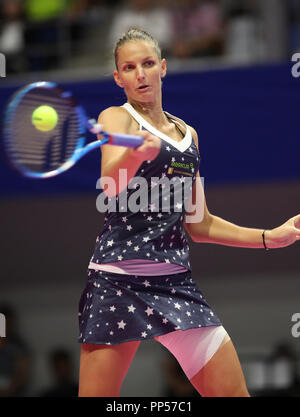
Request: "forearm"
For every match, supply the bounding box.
[101,148,144,196]
[193,213,267,249]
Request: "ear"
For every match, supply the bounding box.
[113,70,124,88]
[160,58,167,79]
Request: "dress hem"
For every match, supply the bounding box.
[78,322,222,346]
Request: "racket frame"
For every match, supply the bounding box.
[3,81,143,179]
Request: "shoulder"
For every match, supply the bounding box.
[98,106,133,133]
[98,106,131,124]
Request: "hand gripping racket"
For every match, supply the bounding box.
[3,81,144,178]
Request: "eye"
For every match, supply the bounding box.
[123,64,134,71]
[144,60,155,67]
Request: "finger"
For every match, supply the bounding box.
[292,227,300,238]
[294,215,300,228]
[139,131,157,140]
[135,144,148,152]
[135,130,150,140]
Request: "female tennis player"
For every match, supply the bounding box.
[77,28,300,397]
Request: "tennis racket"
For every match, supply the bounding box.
[3,81,144,178]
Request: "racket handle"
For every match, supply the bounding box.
[86,119,144,147]
[107,133,144,148]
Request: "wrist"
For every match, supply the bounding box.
[262,229,271,250]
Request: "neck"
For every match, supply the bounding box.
[128,98,168,127]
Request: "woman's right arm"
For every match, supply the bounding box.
[98,106,161,197]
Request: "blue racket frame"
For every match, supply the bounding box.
[3,81,144,179]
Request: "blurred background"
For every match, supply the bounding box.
[0,0,300,397]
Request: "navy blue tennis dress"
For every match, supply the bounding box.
[78,103,222,345]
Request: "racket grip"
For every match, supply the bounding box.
[108,133,144,148]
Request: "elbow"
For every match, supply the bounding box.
[185,213,212,243]
[191,235,199,243]
[190,232,205,243]
[190,230,212,243]
[185,225,204,243]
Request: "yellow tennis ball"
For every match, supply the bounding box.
[32,105,58,132]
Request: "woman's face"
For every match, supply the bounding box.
[114,40,166,104]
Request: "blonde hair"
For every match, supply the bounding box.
[114,27,162,69]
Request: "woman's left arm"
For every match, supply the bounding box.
[184,127,300,250]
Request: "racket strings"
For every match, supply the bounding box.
[6,87,81,173]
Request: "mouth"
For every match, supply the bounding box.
[137,85,150,91]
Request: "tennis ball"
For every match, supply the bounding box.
[32,105,58,132]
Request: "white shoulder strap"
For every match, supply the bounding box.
[121,103,192,153]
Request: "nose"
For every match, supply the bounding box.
[136,65,146,82]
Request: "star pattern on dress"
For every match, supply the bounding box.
[145,307,154,316]
[78,140,220,344]
[117,320,126,329]
[79,268,221,345]
[128,304,136,313]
